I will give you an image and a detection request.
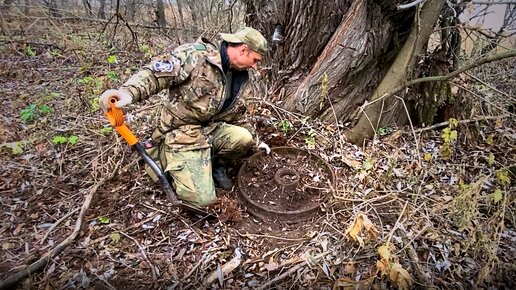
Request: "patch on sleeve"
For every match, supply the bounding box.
[152,59,174,73]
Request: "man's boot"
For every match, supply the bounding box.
[212,156,233,189]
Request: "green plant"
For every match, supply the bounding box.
[24,45,36,57]
[278,120,293,133]
[377,126,393,136]
[51,135,79,145]
[107,55,118,64]
[78,76,104,112]
[439,118,458,160]
[305,129,316,149]
[140,44,153,59]
[20,103,53,123]
[107,71,118,81]
[0,141,25,155]
[100,127,113,135]
[98,216,110,224]
[42,92,60,102]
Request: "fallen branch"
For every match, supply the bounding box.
[89,212,159,245]
[256,252,329,290]
[120,231,158,283]
[0,162,120,290]
[39,207,80,245]
[396,228,435,288]
[201,248,242,288]
[414,114,511,133]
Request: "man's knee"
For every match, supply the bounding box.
[164,149,217,207]
[224,125,253,151]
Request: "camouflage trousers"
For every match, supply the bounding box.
[145,122,253,207]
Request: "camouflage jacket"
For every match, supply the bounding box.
[120,39,262,149]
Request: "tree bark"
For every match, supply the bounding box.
[82,0,92,17]
[24,0,30,14]
[2,0,15,11]
[98,0,106,19]
[347,0,445,144]
[155,0,168,29]
[126,0,137,21]
[245,0,414,123]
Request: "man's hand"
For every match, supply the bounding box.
[258,142,271,154]
[99,89,133,112]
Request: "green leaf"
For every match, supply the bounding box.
[278,120,292,133]
[98,216,110,224]
[51,135,68,145]
[488,153,495,166]
[449,118,459,129]
[424,153,432,161]
[449,130,457,141]
[107,71,118,81]
[100,127,112,135]
[496,170,510,186]
[38,104,53,114]
[107,55,117,64]
[493,188,503,204]
[362,159,374,171]
[68,135,79,145]
[486,134,494,145]
[25,45,36,57]
[1,142,24,155]
[109,232,121,243]
[20,103,38,123]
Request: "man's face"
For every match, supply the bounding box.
[231,44,262,71]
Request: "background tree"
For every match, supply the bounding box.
[1,0,15,12]
[155,0,168,29]
[98,0,106,19]
[244,0,515,144]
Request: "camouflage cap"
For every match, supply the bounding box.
[220,27,268,56]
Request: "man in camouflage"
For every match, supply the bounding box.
[99,27,271,207]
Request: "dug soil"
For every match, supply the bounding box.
[238,150,332,213]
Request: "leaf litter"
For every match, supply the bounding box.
[0,14,515,290]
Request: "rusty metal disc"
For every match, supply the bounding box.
[237,147,335,223]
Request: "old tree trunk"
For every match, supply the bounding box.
[244,0,451,144]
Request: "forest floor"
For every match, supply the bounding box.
[1,16,515,290]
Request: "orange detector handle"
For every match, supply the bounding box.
[105,97,138,146]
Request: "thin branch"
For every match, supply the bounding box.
[360,50,516,110]
[398,0,427,10]
[39,207,80,244]
[396,96,422,165]
[255,252,329,290]
[0,161,121,290]
[119,231,158,283]
[201,248,242,288]
[414,114,511,133]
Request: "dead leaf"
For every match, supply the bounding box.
[343,261,356,275]
[389,263,411,290]
[378,245,391,261]
[344,213,378,246]
[13,224,23,236]
[376,244,412,290]
[333,277,356,290]
[333,276,376,290]
[344,214,365,246]
[363,216,379,240]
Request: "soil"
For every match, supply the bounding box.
[238,149,332,213]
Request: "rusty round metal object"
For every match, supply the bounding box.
[237,146,335,223]
[273,167,300,189]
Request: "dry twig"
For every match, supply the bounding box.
[0,161,121,290]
